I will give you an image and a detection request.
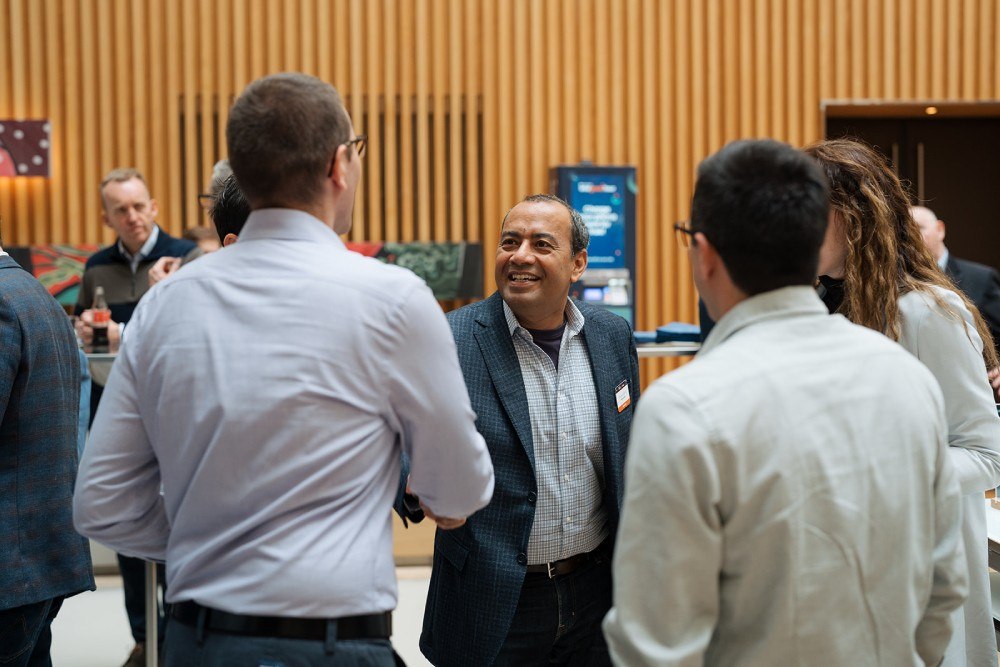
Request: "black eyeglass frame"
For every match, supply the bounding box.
[344,134,367,158]
[673,220,699,248]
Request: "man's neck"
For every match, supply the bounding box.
[510,304,567,331]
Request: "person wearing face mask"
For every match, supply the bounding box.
[805,138,1000,667]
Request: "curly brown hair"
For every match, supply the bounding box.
[803,138,998,369]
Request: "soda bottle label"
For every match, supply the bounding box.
[93,309,111,325]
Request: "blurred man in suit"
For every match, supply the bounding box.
[400,194,640,666]
[0,231,94,666]
[913,205,1000,348]
[913,204,1000,398]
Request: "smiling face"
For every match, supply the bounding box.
[101,177,158,255]
[494,200,587,330]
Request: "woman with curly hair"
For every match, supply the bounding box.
[805,137,1000,666]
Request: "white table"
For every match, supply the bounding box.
[636,342,700,358]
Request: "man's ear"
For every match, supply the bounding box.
[570,249,588,282]
[692,232,722,281]
[223,233,238,247]
[101,209,113,230]
[327,145,349,190]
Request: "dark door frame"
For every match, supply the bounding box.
[822,101,1000,201]
[823,100,1000,119]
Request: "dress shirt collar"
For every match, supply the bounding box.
[237,208,347,251]
[938,248,949,271]
[700,285,828,356]
[118,224,160,272]
[502,298,585,340]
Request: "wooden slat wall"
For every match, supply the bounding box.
[3,0,1000,384]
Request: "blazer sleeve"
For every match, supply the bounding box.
[904,290,1000,494]
[0,294,19,425]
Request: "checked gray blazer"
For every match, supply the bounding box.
[400,292,640,667]
[0,255,94,610]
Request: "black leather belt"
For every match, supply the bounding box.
[171,600,391,641]
[525,540,611,579]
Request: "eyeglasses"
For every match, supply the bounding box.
[673,220,697,248]
[197,193,214,209]
[344,134,367,158]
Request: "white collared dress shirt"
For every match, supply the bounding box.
[74,208,494,618]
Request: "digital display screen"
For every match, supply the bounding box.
[568,173,627,269]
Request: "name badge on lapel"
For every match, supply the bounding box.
[615,380,631,413]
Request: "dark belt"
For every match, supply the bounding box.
[525,540,611,579]
[171,600,391,641]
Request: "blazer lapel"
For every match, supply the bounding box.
[946,256,963,286]
[581,321,619,453]
[474,294,536,469]
[580,318,626,516]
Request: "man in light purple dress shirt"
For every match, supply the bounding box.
[74,72,494,667]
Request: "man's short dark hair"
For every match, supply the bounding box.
[503,194,590,256]
[226,73,351,208]
[210,173,251,241]
[691,139,829,296]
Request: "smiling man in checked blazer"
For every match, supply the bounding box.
[399,193,640,666]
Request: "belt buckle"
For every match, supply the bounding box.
[546,561,556,579]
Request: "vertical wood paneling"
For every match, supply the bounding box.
[980,0,994,97]
[431,0,446,241]
[365,0,382,242]
[43,0,64,242]
[10,0,28,243]
[62,0,83,244]
[4,0,1000,384]
[447,0,463,242]
[480,0,497,278]
[78,1,97,241]
[415,0,431,241]
[383,0,399,242]
[398,0,414,242]
[463,0,480,243]
[347,0,363,241]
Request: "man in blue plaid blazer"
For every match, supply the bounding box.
[399,195,640,666]
[0,246,94,665]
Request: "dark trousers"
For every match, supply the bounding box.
[494,553,613,667]
[119,554,167,644]
[162,616,403,666]
[0,597,63,667]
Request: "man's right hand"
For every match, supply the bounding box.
[406,479,466,530]
[148,256,183,286]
